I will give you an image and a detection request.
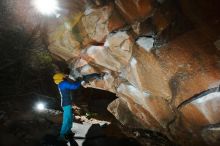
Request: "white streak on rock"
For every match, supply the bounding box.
[130,57,137,66]
[192,92,220,123]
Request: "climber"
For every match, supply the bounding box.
[53,72,103,141]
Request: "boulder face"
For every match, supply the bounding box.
[48,0,220,145]
[76,3,125,46]
[115,0,154,23]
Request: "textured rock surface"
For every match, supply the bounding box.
[115,0,154,23]
[48,0,220,145]
[202,126,220,146]
[76,3,125,46]
[180,92,220,126]
[104,31,133,65]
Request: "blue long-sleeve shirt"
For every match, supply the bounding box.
[58,80,81,107]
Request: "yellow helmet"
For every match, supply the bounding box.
[53,73,65,84]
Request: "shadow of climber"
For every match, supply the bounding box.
[82,124,141,146]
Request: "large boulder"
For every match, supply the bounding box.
[104,31,133,65]
[76,3,125,46]
[108,98,145,128]
[48,22,81,61]
[180,91,220,126]
[47,0,220,145]
[115,82,174,130]
[121,49,171,98]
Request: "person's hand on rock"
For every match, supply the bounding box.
[81,80,88,88]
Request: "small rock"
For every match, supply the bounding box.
[136,37,154,52]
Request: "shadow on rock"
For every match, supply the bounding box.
[39,124,141,146]
[82,124,141,146]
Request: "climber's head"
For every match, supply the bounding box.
[53,73,65,84]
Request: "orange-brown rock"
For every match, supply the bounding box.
[115,82,174,130]
[132,19,155,36]
[156,28,220,107]
[153,0,175,34]
[83,72,118,93]
[104,31,133,65]
[180,92,220,126]
[76,3,125,46]
[48,21,81,61]
[152,10,171,35]
[108,98,145,128]
[122,48,171,98]
[115,0,154,23]
[169,91,220,146]
[47,0,220,145]
[83,45,122,72]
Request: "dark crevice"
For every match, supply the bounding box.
[177,86,220,110]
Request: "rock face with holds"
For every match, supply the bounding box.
[48,0,220,145]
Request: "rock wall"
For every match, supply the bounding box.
[48,0,220,145]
